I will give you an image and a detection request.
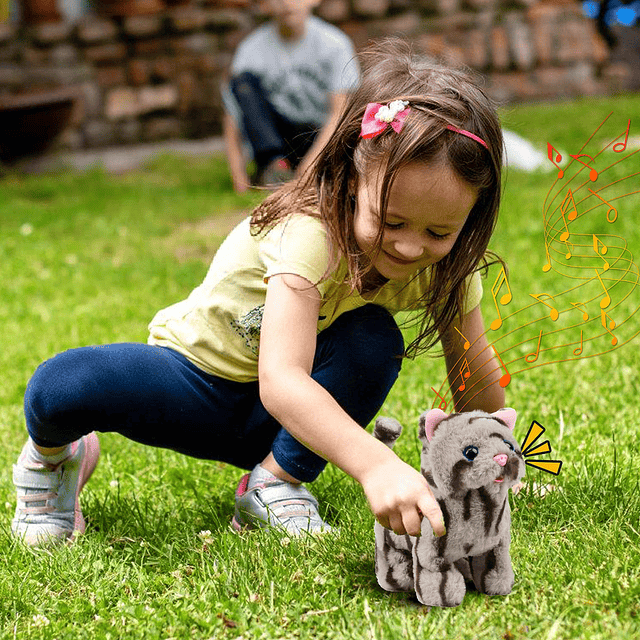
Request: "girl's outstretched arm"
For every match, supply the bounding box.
[259,273,445,538]
[441,305,506,413]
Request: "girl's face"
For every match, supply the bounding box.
[354,161,478,283]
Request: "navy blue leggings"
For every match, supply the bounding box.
[24,305,404,482]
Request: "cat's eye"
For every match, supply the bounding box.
[503,440,514,451]
[462,445,479,461]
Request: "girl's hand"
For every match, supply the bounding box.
[360,458,445,538]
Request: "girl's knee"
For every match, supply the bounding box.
[24,347,110,430]
[24,351,79,428]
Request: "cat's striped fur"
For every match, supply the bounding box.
[374,408,525,607]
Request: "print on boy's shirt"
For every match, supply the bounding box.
[263,65,331,120]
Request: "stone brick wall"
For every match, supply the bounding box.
[0,0,618,152]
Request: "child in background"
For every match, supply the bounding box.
[222,0,359,191]
[12,39,507,547]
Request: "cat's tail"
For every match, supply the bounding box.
[372,417,403,450]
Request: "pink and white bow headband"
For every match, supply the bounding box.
[360,100,410,138]
[360,100,488,150]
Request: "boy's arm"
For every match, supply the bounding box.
[441,305,506,412]
[259,273,445,538]
[223,111,251,194]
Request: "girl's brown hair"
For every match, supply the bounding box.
[251,38,504,358]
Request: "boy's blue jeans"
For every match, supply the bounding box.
[24,305,404,483]
[229,71,318,176]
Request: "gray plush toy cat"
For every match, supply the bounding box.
[373,408,525,608]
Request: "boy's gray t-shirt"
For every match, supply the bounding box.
[223,16,359,128]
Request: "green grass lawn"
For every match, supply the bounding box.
[1,94,639,639]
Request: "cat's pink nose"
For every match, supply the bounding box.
[493,453,508,467]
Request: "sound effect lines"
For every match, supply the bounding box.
[520,420,563,476]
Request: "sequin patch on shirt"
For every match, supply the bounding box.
[230,305,264,355]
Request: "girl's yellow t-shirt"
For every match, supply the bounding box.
[148,214,483,382]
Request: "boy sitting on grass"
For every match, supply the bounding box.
[222,0,360,191]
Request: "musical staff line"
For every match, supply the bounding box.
[433,115,638,413]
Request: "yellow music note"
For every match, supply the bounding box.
[561,188,578,222]
[600,309,618,346]
[570,302,589,322]
[458,359,471,391]
[592,234,609,271]
[559,188,578,242]
[492,345,511,388]
[564,240,573,260]
[490,267,512,331]
[573,329,584,356]
[613,118,630,153]
[569,153,598,182]
[454,327,470,350]
[542,242,552,273]
[529,293,559,321]
[595,269,611,309]
[588,188,618,223]
[547,143,564,179]
[525,330,543,364]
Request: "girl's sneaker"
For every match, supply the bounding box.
[232,471,333,536]
[11,433,100,547]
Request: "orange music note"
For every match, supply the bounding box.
[588,188,618,223]
[573,329,584,356]
[595,269,611,309]
[569,154,598,182]
[492,345,511,388]
[613,118,630,153]
[600,309,618,346]
[525,330,543,364]
[431,387,449,411]
[561,188,579,222]
[560,189,578,222]
[529,293,559,321]
[592,234,609,271]
[570,302,589,322]
[547,143,564,179]
[490,267,512,331]
[458,359,471,391]
[559,216,570,243]
[454,327,470,350]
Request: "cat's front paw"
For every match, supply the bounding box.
[375,523,414,593]
[414,563,466,607]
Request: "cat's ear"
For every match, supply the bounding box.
[492,407,517,431]
[419,408,448,442]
